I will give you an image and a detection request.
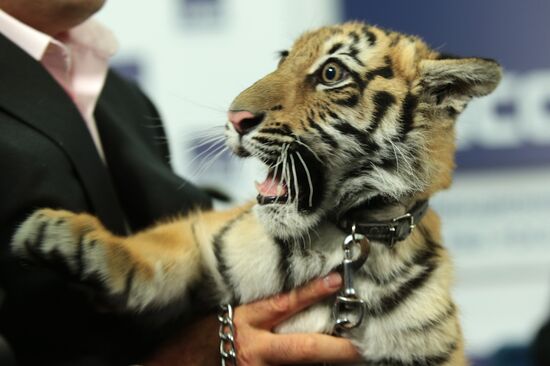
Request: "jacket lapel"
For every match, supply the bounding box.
[0,34,127,234]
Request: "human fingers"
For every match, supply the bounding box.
[236,272,342,329]
[259,332,362,364]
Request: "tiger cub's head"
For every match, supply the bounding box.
[226,22,501,239]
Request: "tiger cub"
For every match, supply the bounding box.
[12,22,501,364]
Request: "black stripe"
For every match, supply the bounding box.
[68,220,93,270]
[344,47,365,67]
[446,106,459,118]
[333,121,379,153]
[365,57,395,81]
[328,42,343,55]
[367,259,437,317]
[368,91,396,132]
[251,143,280,158]
[270,104,284,111]
[75,235,85,278]
[362,26,377,46]
[121,267,136,305]
[397,93,419,141]
[349,46,360,58]
[365,65,395,82]
[306,109,316,124]
[88,239,98,248]
[341,163,378,182]
[252,136,279,146]
[251,144,280,157]
[23,221,48,264]
[366,342,457,366]
[212,210,251,301]
[349,68,367,92]
[363,239,440,286]
[34,221,48,249]
[377,154,398,170]
[390,35,402,47]
[363,56,394,91]
[274,237,293,292]
[278,50,289,58]
[334,94,359,108]
[309,118,339,149]
[327,110,341,120]
[403,303,457,335]
[259,125,293,136]
[340,165,374,181]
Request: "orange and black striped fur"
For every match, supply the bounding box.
[12,22,501,365]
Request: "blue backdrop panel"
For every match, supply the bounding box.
[342,0,550,71]
[341,0,550,171]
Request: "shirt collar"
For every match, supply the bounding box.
[0,9,118,62]
[67,19,118,59]
[0,9,53,60]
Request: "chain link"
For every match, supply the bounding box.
[218,304,238,366]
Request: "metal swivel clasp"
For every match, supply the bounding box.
[332,224,370,331]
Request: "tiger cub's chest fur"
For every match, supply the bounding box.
[194,204,462,364]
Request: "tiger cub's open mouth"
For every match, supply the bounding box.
[252,144,325,212]
[255,168,289,205]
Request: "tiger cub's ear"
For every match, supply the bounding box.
[419,57,502,112]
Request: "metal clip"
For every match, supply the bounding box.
[332,224,370,331]
[388,212,416,246]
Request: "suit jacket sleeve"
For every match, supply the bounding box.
[96,70,213,232]
[0,32,212,365]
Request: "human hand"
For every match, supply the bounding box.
[146,273,361,365]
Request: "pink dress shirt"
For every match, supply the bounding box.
[0,9,118,160]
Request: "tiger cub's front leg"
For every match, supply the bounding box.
[12,209,203,312]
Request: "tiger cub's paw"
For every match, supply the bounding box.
[11,208,111,282]
[12,209,163,312]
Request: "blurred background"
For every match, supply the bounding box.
[96,0,550,364]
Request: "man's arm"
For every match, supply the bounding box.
[147,273,361,365]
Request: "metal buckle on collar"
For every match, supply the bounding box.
[337,200,428,247]
[389,212,416,246]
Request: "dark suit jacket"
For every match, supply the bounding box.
[0,33,212,365]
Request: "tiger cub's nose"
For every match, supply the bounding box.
[228,110,265,135]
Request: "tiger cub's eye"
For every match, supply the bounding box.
[320,62,344,85]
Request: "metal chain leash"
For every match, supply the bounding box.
[218,304,238,366]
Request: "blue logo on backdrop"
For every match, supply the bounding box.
[341,0,550,171]
[178,0,224,30]
[112,60,142,83]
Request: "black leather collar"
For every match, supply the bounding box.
[337,200,429,247]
